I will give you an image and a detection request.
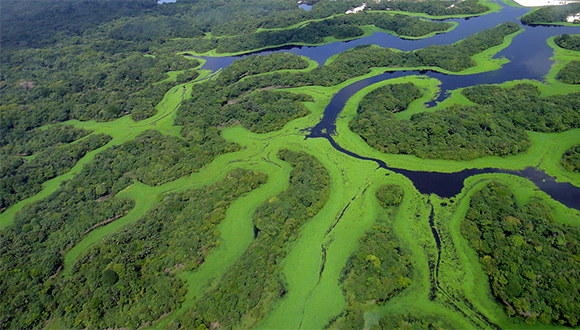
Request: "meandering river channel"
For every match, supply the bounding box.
[192,4,580,209]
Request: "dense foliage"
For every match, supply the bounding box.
[557,60,580,84]
[521,3,580,25]
[84,130,237,189]
[168,13,451,54]
[357,82,423,114]
[179,88,312,136]
[461,182,580,326]
[555,34,580,51]
[376,183,405,207]
[176,54,314,137]
[173,149,331,329]
[1,50,199,132]
[341,185,410,304]
[462,83,580,132]
[176,23,519,137]
[562,144,580,173]
[352,83,580,161]
[350,82,530,160]
[261,0,489,30]
[367,0,488,17]
[0,129,240,329]
[215,53,309,86]
[0,125,90,155]
[0,186,134,329]
[329,184,411,329]
[0,133,112,211]
[375,313,450,329]
[56,169,267,329]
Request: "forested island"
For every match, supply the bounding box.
[1,0,580,329]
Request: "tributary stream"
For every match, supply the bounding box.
[192,4,580,210]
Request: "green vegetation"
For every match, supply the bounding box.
[462,83,580,132]
[555,34,580,51]
[260,0,492,31]
[173,149,330,329]
[214,53,310,85]
[521,3,580,25]
[168,13,452,54]
[367,0,489,16]
[0,128,242,329]
[557,61,580,84]
[461,181,580,326]
[350,81,529,161]
[0,125,90,156]
[3,1,580,330]
[0,133,111,210]
[562,145,580,173]
[0,186,134,329]
[376,313,451,329]
[329,184,411,329]
[56,169,267,329]
[349,82,580,161]
[1,49,200,130]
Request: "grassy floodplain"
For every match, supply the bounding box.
[3,3,580,329]
[336,76,580,181]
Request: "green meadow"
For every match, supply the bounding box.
[3,10,580,329]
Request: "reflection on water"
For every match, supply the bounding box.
[299,3,312,11]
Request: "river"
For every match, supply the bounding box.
[190,4,580,209]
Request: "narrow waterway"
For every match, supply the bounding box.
[190,4,580,209]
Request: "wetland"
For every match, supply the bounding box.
[1,0,580,329]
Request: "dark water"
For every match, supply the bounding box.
[190,4,580,209]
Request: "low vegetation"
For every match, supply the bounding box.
[329,184,411,329]
[173,149,331,329]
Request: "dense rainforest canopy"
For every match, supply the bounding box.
[1,0,580,329]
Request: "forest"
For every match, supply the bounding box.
[173,149,331,329]
[0,128,248,328]
[56,169,267,329]
[555,34,580,51]
[350,82,580,160]
[557,61,580,84]
[328,184,411,329]
[0,133,112,211]
[562,145,580,173]
[461,182,580,326]
[167,13,452,54]
[521,3,580,24]
[2,0,580,329]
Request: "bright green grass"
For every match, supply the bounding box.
[544,36,580,95]
[6,23,580,330]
